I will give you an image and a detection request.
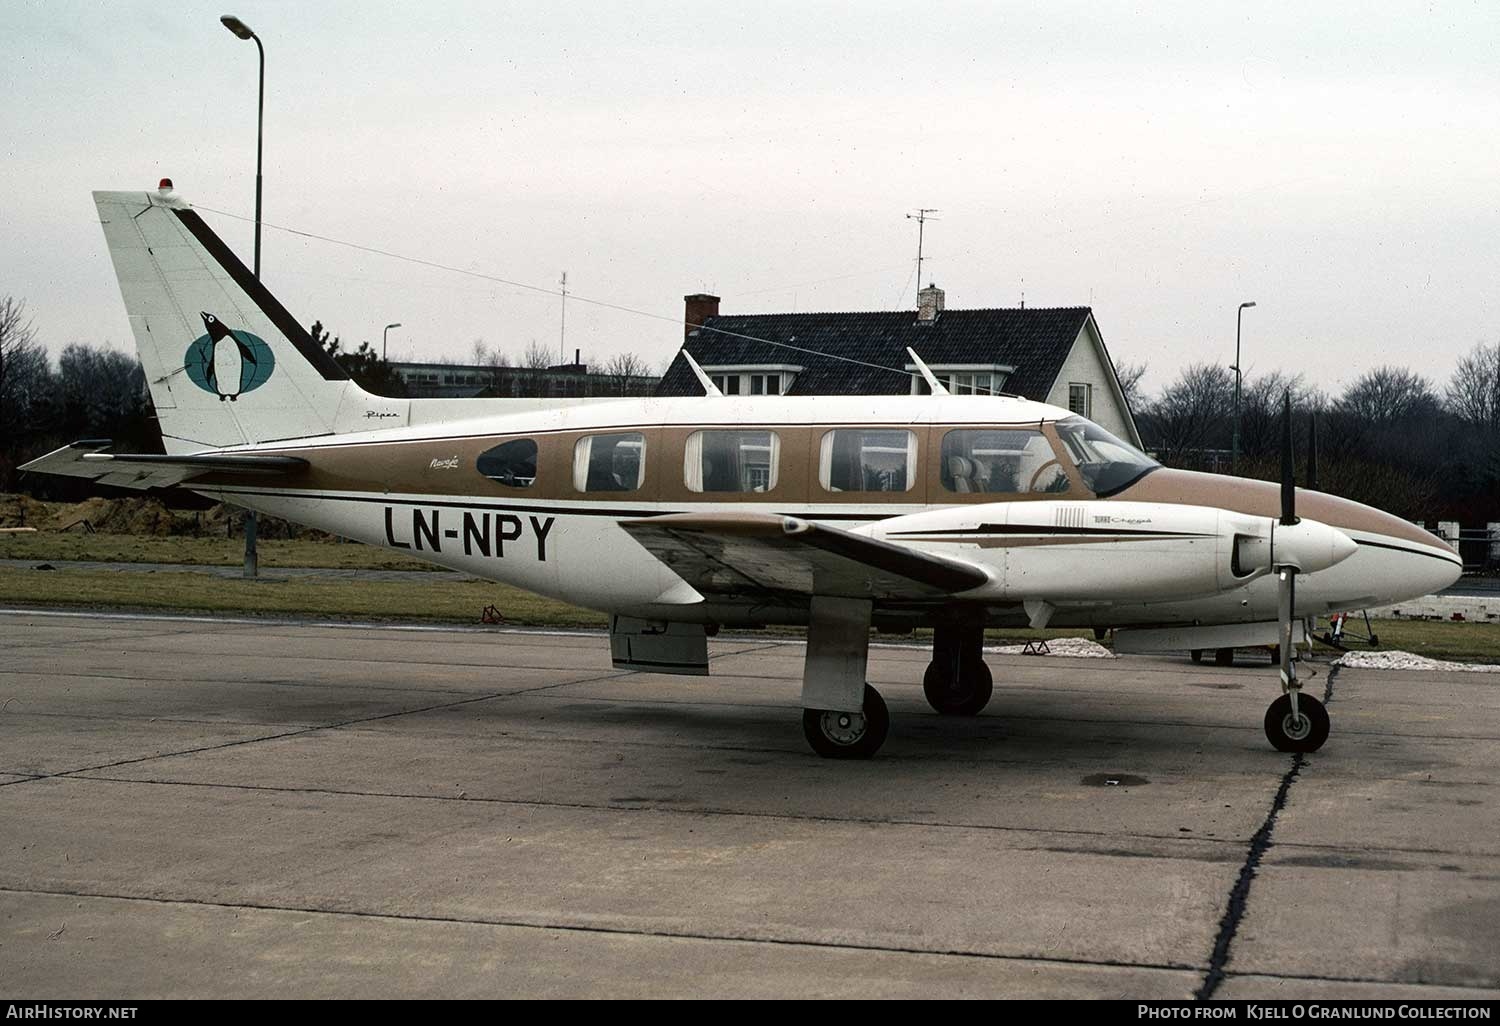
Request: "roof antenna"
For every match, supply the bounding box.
[681,351,723,397]
[905,208,940,300]
[906,347,950,396]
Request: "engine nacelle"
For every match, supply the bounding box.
[864,501,1353,604]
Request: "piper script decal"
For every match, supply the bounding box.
[384,507,555,561]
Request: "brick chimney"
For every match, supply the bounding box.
[917,284,945,323]
[684,293,721,339]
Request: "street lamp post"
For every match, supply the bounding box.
[1231,301,1256,474]
[221,14,264,578]
[383,323,402,361]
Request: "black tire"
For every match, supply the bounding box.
[1369,634,1380,647]
[1263,693,1330,753]
[803,684,890,759]
[1215,648,1236,667]
[1190,649,1203,664]
[922,659,994,716]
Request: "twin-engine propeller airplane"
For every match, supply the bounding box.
[25,183,1463,758]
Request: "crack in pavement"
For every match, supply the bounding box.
[1195,664,1341,1000]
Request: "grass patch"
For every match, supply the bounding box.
[0,532,435,571]
[1314,618,1500,664]
[0,566,604,628]
[2,560,1496,664]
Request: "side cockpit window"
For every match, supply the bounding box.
[940,429,1069,494]
[818,429,917,492]
[574,432,646,492]
[476,438,538,488]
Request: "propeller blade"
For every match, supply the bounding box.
[1280,390,1298,525]
[1306,410,1320,491]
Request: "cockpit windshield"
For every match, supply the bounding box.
[1053,417,1159,496]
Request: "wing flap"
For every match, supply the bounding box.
[620,512,989,601]
[20,441,308,490]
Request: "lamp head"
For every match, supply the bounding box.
[220,15,255,40]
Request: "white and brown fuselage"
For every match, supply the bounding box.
[186,393,1462,630]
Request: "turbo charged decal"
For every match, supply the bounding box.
[384,506,555,561]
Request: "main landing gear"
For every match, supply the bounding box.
[798,608,997,759]
[803,684,889,759]
[922,624,993,716]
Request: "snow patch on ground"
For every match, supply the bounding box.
[1334,650,1500,673]
[987,637,1116,659]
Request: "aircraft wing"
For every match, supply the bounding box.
[620,512,989,601]
[20,440,308,491]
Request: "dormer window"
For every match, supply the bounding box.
[907,363,1013,396]
[701,364,802,397]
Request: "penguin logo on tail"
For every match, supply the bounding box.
[183,313,275,401]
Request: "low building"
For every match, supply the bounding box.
[391,359,658,399]
[657,286,1141,445]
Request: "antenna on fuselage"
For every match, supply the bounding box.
[906,347,950,396]
[681,351,724,397]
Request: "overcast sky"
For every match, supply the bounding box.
[2,0,1496,396]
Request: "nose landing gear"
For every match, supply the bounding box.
[1264,692,1330,752]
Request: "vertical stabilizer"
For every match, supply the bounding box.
[93,186,405,453]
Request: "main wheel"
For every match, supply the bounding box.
[1264,693,1330,753]
[922,660,994,716]
[803,684,889,759]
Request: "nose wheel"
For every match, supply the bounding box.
[1264,692,1329,752]
[803,684,889,759]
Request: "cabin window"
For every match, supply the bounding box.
[476,438,538,488]
[684,430,781,493]
[941,429,1070,494]
[818,429,918,493]
[573,432,646,492]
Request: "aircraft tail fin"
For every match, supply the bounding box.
[92,185,406,454]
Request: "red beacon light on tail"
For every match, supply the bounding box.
[158,178,174,194]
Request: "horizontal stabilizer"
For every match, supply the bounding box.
[621,512,989,601]
[20,441,308,491]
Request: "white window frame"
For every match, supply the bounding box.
[701,364,802,397]
[1068,382,1093,418]
[907,363,1014,396]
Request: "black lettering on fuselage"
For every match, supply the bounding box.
[495,514,523,556]
[463,511,491,557]
[384,507,411,549]
[413,508,441,552]
[530,515,555,561]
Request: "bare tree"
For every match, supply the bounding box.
[1338,366,1439,426]
[1446,342,1500,432]
[600,351,651,397]
[515,339,553,397]
[1113,360,1148,414]
[58,343,149,435]
[1236,370,1309,461]
[1138,363,1233,464]
[0,297,56,488]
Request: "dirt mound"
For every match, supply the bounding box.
[0,492,64,529]
[2,491,335,540]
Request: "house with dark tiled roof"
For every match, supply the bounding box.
[656,285,1142,446]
